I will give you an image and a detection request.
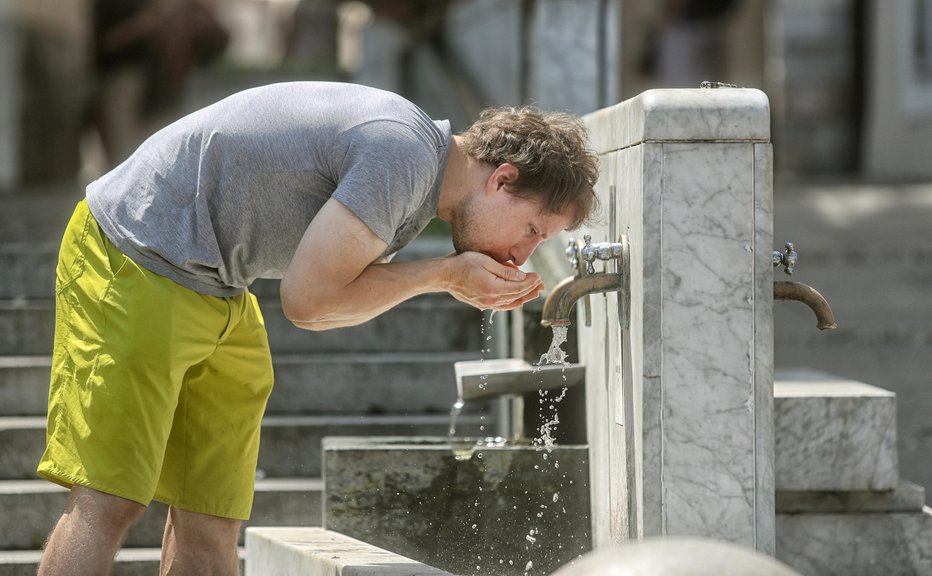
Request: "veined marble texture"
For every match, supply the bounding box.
[656,143,759,546]
[585,88,770,154]
[582,88,774,552]
[774,373,898,491]
[776,508,932,576]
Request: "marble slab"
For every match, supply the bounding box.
[774,371,898,491]
[245,527,454,576]
[776,507,932,576]
[776,481,926,514]
[585,88,771,154]
[322,436,591,576]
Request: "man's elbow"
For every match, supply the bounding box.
[280,287,329,331]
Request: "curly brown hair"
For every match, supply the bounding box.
[458,105,600,230]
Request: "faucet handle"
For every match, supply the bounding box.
[581,234,625,275]
[772,242,797,275]
[566,238,580,273]
[582,235,596,274]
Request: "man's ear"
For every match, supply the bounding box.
[486,163,519,194]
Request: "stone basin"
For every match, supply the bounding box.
[322,436,591,576]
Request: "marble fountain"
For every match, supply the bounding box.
[246,88,932,576]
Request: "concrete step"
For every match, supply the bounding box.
[0,478,319,551]
[246,528,454,576]
[0,356,49,416]
[0,547,248,575]
[0,351,481,417]
[774,370,898,491]
[0,243,57,300]
[0,548,184,576]
[0,295,483,356]
[266,351,479,415]
[260,297,483,354]
[0,414,487,481]
[0,236,453,300]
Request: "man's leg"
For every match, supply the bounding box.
[38,486,146,576]
[160,507,241,576]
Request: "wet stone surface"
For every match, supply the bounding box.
[323,437,591,576]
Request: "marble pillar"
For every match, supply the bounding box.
[580,88,775,553]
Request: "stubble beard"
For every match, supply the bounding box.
[450,195,481,255]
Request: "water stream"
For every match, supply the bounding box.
[448,320,575,575]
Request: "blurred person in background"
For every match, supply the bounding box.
[89,0,229,167]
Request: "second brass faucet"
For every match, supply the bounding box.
[541,235,628,328]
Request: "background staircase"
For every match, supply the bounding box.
[0,188,489,574]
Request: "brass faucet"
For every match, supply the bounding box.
[541,235,628,328]
[772,242,837,330]
[774,281,837,330]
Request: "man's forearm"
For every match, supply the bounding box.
[281,258,449,331]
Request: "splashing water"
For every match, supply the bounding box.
[449,312,496,440]
[449,397,465,437]
[537,326,570,367]
[457,323,576,575]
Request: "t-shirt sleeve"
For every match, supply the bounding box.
[330,120,440,245]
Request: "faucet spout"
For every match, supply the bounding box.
[541,272,623,327]
[774,281,838,330]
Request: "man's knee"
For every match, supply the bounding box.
[166,507,242,548]
[62,486,146,537]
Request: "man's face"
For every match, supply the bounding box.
[451,187,572,266]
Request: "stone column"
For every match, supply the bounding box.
[580,88,775,553]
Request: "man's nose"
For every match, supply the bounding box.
[510,238,542,267]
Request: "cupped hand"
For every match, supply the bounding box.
[444,252,544,311]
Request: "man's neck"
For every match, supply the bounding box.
[436,135,491,223]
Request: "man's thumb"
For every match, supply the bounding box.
[500,261,526,281]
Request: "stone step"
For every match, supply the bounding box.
[259,297,483,354]
[0,548,209,576]
[0,295,483,356]
[0,414,486,481]
[0,351,482,417]
[776,481,926,514]
[775,506,932,576]
[0,243,57,300]
[0,478,318,551]
[774,370,898,491]
[245,528,454,576]
[0,237,453,300]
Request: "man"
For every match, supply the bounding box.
[37,81,599,575]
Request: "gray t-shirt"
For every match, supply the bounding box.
[87,82,452,297]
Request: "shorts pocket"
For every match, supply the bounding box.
[55,205,93,296]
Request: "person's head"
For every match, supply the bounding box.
[459,105,600,229]
[451,106,600,265]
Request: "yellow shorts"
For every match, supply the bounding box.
[38,200,274,520]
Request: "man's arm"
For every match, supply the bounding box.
[280,198,544,331]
